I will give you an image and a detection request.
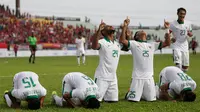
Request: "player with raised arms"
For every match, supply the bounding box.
[120,17,171,102]
[164,7,193,72]
[157,66,196,102]
[51,72,100,109]
[4,71,46,110]
[91,20,121,102]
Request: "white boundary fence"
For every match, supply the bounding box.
[0,48,199,58]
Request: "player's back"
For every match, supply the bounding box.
[65,72,97,89]
[12,71,46,100]
[95,38,120,80]
[75,38,85,50]
[14,71,42,89]
[162,66,196,94]
[129,40,155,79]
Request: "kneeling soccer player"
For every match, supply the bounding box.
[157,66,196,101]
[4,71,47,110]
[52,72,100,109]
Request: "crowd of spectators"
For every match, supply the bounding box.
[0,4,92,46]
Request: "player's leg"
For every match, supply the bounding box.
[94,78,109,102]
[29,46,33,63]
[81,50,86,65]
[127,79,144,102]
[32,46,36,64]
[76,50,81,66]
[4,90,20,108]
[52,77,72,107]
[142,78,156,101]
[104,79,118,102]
[172,49,182,68]
[182,51,189,72]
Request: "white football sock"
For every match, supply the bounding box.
[82,55,85,64]
[77,57,80,65]
[53,95,63,107]
[5,94,12,107]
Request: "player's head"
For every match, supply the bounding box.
[134,30,147,41]
[78,32,82,38]
[86,97,100,109]
[101,25,115,37]
[181,89,196,102]
[177,7,186,22]
[27,97,40,110]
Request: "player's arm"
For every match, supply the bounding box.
[159,83,174,101]
[119,18,130,47]
[39,96,45,108]
[159,33,171,49]
[63,92,76,108]
[91,23,105,50]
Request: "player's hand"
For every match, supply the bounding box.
[126,28,131,39]
[171,38,176,43]
[123,18,130,27]
[98,23,106,31]
[164,19,170,29]
[187,31,193,37]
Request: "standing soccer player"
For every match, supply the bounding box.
[4,71,47,110]
[164,7,193,72]
[75,32,86,66]
[28,32,37,64]
[120,18,171,102]
[92,22,121,102]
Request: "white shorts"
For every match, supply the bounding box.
[76,49,85,56]
[127,78,156,102]
[173,49,189,66]
[95,78,118,102]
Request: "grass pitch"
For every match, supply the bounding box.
[0,54,200,112]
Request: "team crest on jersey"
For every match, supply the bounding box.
[149,46,151,49]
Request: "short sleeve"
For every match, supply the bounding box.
[83,38,86,43]
[128,40,137,50]
[169,81,181,94]
[71,89,85,101]
[39,87,47,97]
[189,24,192,32]
[97,39,104,50]
[151,42,162,51]
[75,38,78,44]
[11,89,25,100]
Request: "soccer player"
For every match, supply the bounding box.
[157,66,196,102]
[51,72,100,109]
[75,32,86,66]
[28,31,37,64]
[120,18,171,102]
[3,71,47,110]
[91,22,121,102]
[164,7,193,72]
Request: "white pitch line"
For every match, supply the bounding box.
[0,72,68,78]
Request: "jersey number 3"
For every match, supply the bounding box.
[22,77,36,88]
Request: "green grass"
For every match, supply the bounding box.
[0,54,200,112]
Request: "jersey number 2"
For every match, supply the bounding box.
[22,77,36,88]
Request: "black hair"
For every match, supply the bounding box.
[134,31,140,41]
[182,90,196,102]
[86,98,100,109]
[78,32,82,36]
[177,7,186,14]
[28,98,41,110]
